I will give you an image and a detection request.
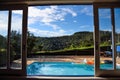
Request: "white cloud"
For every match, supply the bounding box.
[0,6,77,37]
[99,9,111,18]
[0,11,23,36]
[28,27,66,37]
[79,25,89,28]
[62,8,77,17]
[27,6,77,36]
[50,6,58,9]
[73,20,77,23]
[0,12,9,36]
[11,11,23,33]
[28,6,62,23]
[12,10,23,15]
[28,17,38,25]
[44,23,60,30]
[116,29,120,34]
[0,23,8,36]
[80,7,93,16]
[28,6,77,30]
[28,6,77,22]
[79,25,93,31]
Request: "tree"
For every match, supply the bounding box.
[0,35,6,49]
[10,30,21,55]
[10,30,21,62]
[27,31,38,54]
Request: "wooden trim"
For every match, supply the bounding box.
[94,3,120,77]
[22,5,28,76]
[0,0,120,6]
[94,3,120,8]
[111,8,116,70]
[0,4,28,76]
[7,10,12,70]
[0,1,120,77]
[93,4,100,77]
[0,4,28,10]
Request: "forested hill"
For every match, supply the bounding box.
[0,35,6,49]
[0,31,116,52]
[35,31,94,51]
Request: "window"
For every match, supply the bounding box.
[115,8,120,69]
[0,5,27,75]
[94,4,120,76]
[27,5,94,76]
[0,2,120,78]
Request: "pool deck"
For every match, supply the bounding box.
[13,55,120,64]
[27,55,95,65]
[27,55,120,65]
[11,55,120,68]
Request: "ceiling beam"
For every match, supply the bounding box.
[0,0,120,5]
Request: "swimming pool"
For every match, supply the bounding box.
[27,62,120,76]
[27,62,94,76]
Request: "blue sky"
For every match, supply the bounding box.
[99,8,120,33]
[0,5,120,37]
[0,10,22,36]
[28,5,94,37]
[115,8,120,33]
[99,9,112,31]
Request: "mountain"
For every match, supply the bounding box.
[35,31,94,51]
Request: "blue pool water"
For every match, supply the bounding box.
[27,62,94,76]
[27,62,120,76]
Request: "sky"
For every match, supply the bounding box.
[0,5,120,37]
[0,10,23,36]
[28,5,94,37]
[99,8,120,33]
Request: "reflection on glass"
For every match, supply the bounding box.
[115,8,120,69]
[99,9,113,70]
[0,11,8,69]
[10,10,23,69]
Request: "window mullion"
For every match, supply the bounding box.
[94,4,100,77]
[22,6,28,75]
[7,10,12,69]
[111,8,116,70]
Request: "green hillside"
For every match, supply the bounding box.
[1,30,120,54]
[0,35,6,49]
[34,31,94,51]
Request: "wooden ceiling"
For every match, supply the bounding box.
[0,0,120,5]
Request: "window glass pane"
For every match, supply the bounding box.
[0,11,8,69]
[99,9,113,70]
[10,10,23,69]
[27,5,94,76]
[115,8,120,69]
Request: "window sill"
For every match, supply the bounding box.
[0,76,120,80]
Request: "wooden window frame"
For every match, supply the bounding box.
[94,3,120,77]
[0,4,27,76]
[0,1,120,79]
